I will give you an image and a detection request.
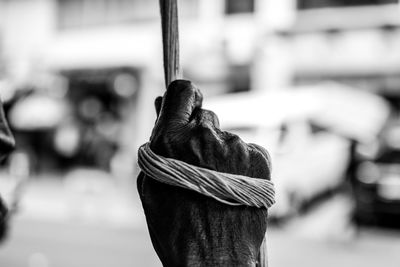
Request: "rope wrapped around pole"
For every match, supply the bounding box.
[138,143,276,209]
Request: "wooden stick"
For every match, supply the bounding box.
[159,0,182,88]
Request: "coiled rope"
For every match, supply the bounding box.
[138,142,275,209]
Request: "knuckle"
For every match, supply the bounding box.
[168,80,196,95]
[223,131,242,145]
[250,143,271,164]
[168,80,202,105]
[200,109,220,127]
[248,143,272,179]
[193,109,221,131]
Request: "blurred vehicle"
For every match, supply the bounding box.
[353,118,400,226]
[4,69,139,173]
[205,83,390,220]
[7,89,72,173]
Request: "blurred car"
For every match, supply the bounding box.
[205,83,390,220]
[226,121,351,219]
[353,120,400,225]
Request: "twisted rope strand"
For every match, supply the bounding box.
[138,143,275,209]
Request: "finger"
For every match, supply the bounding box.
[158,80,203,127]
[196,109,220,129]
[154,96,163,118]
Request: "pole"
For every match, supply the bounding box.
[159,0,182,88]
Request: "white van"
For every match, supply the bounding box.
[204,83,390,219]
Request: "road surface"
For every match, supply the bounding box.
[1,217,400,267]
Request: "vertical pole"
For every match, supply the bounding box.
[159,0,182,88]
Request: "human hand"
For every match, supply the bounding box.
[137,80,272,266]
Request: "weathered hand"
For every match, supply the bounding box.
[137,80,272,267]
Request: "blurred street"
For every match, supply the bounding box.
[0,177,400,267]
[0,218,160,267]
[269,227,400,267]
[1,0,400,266]
[1,214,400,267]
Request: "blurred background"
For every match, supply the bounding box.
[1,0,400,266]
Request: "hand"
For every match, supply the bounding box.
[137,80,272,266]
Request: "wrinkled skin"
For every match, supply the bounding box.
[137,80,272,267]
[0,98,15,242]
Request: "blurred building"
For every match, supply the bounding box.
[1,0,399,98]
[0,0,399,173]
[287,0,400,98]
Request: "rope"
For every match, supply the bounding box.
[138,143,275,209]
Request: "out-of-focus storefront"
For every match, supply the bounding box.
[0,0,269,175]
[1,0,400,176]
